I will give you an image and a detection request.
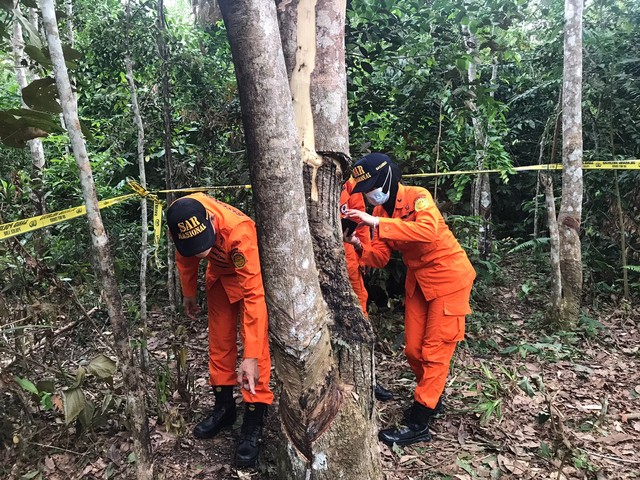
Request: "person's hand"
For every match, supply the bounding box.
[237,358,259,395]
[182,296,201,320]
[344,209,379,228]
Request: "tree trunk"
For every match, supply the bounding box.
[39,2,154,478]
[462,22,491,259]
[125,0,149,360]
[218,1,381,478]
[12,8,47,219]
[555,0,584,329]
[156,0,179,310]
[542,172,562,316]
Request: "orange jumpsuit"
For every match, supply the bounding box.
[175,193,273,405]
[340,179,370,314]
[359,184,475,409]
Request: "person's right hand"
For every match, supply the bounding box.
[182,296,201,319]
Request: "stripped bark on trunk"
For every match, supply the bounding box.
[39,2,154,477]
[218,0,381,477]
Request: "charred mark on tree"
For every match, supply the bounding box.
[279,372,342,461]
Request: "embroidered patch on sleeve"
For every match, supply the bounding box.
[415,197,429,212]
[232,252,247,269]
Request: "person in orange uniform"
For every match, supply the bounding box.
[166,193,273,467]
[341,178,394,402]
[344,153,475,446]
[340,178,370,313]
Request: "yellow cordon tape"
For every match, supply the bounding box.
[403,159,640,178]
[1,161,637,244]
[0,193,137,241]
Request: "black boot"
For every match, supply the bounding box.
[374,384,394,402]
[402,397,445,422]
[193,385,236,439]
[434,397,446,418]
[379,401,433,446]
[235,403,267,468]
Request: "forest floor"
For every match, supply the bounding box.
[2,254,639,480]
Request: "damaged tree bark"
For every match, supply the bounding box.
[217,0,381,478]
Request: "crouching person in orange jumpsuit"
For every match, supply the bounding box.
[166,193,273,467]
[341,178,394,403]
[345,153,475,446]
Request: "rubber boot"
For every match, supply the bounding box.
[374,383,394,402]
[235,403,267,468]
[378,401,433,446]
[193,385,236,439]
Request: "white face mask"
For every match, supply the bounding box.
[365,167,391,205]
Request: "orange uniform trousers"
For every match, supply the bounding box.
[404,282,472,409]
[206,278,274,405]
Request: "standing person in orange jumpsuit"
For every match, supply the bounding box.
[166,193,273,467]
[340,178,394,402]
[344,153,475,446]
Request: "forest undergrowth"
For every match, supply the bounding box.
[1,252,638,480]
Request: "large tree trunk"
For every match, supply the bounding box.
[39,2,154,478]
[218,1,381,478]
[156,0,179,310]
[12,7,47,219]
[555,0,584,329]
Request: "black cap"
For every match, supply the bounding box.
[351,153,392,193]
[166,197,215,257]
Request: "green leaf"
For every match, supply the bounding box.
[20,471,41,480]
[15,11,42,49]
[21,77,62,114]
[87,354,117,379]
[518,377,535,397]
[15,377,39,395]
[62,388,87,425]
[361,61,374,74]
[127,452,137,464]
[78,399,95,429]
[24,45,51,67]
[71,366,86,389]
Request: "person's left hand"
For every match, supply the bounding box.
[344,208,378,227]
[237,358,259,395]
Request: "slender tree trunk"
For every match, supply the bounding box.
[462,22,491,258]
[125,0,149,356]
[542,173,562,313]
[156,0,178,309]
[39,2,154,478]
[218,1,381,478]
[12,7,47,218]
[610,130,629,301]
[65,0,74,47]
[555,0,584,329]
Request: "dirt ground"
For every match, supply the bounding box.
[2,256,639,480]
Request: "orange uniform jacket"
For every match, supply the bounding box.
[175,193,266,359]
[341,178,370,312]
[360,184,476,299]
